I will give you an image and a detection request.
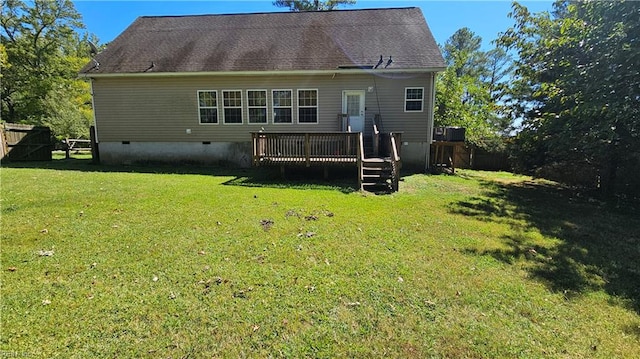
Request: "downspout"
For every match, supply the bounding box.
[425,72,437,171]
[89,78,100,163]
[90,78,99,143]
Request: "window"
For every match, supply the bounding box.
[297,89,318,123]
[405,87,424,112]
[222,90,243,124]
[198,90,218,124]
[247,90,268,124]
[272,90,292,124]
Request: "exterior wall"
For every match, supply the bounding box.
[99,142,252,166]
[400,142,430,170]
[91,72,435,167]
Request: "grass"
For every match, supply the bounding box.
[1,158,639,358]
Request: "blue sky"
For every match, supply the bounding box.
[74,0,554,49]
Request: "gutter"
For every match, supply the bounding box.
[79,67,447,79]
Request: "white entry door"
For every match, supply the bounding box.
[342,90,365,133]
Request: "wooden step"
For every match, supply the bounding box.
[359,155,398,193]
[362,174,391,179]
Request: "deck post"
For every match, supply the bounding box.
[251,133,257,166]
[305,133,311,167]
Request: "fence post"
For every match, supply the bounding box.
[65,138,70,159]
[0,125,7,160]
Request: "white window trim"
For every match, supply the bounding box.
[297,88,319,125]
[222,89,244,125]
[404,87,424,113]
[272,89,294,125]
[197,90,219,125]
[246,89,269,125]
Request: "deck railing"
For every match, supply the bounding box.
[252,132,360,167]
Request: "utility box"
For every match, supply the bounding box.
[433,127,446,141]
[433,127,465,142]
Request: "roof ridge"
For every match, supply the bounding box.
[138,7,419,19]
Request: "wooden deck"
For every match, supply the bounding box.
[252,132,360,167]
[251,131,402,192]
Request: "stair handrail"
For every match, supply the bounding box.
[372,122,380,157]
[358,132,365,191]
[389,132,401,192]
[338,113,350,132]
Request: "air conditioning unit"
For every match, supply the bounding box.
[433,127,465,142]
[445,127,465,142]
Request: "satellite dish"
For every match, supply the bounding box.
[88,41,99,57]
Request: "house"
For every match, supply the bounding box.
[79,7,445,188]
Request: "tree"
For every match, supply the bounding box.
[435,28,513,150]
[1,0,94,139]
[498,1,640,197]
[273,0,355,11]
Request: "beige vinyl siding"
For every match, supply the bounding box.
[92,73,434,143]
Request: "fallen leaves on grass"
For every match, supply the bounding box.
[233,290,247,299]
[7,267,17,272]
[198,277,228,293]
[285,209,301,218]
[260,219,274,231]
[297,231,316,238]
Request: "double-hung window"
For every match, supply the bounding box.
[198,90,218,124]
[272,90,293,124]
[222,90,243,124]
[404,87,424,112]
[297,89,318,123]
[247,90,268,124]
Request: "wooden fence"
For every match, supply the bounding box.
[1,123,52,161]
[430,142,511,172]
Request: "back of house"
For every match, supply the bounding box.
[80,7,445,169]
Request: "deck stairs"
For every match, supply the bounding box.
[357,114,400,192]
[360,157,395,191]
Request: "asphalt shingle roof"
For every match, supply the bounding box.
[80,7,445,75]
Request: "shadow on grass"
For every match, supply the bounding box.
[449,175,640,313]
[1,158,359,194]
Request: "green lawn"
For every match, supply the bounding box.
[1,159,639,358]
